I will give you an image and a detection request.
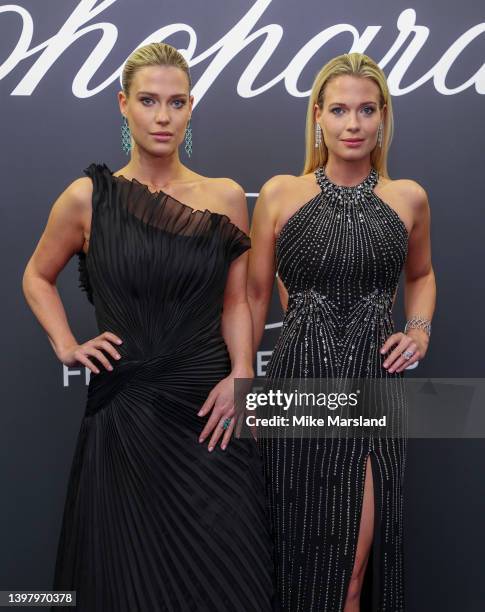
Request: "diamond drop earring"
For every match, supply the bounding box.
[377,122,383,148]
[184,119,193,158]
[121,116,131,155]
[315,123,322,148]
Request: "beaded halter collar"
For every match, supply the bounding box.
[315,166,379,196]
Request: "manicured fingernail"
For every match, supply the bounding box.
[108,366,113,371]
[197,411,202,416]
[221,445,226,451]
[117,340,122,344]
[380,349,385,354]
[115,354,121,359]
[208,446,214,452]
[199,437,204,443]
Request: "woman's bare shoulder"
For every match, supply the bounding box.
[250,174,315,218]
[193,175,248,229]
[56,176,93,213]
[259,173,312,198]
[39,177,93,241]
[379,176,429,209]
[205,176,246,202]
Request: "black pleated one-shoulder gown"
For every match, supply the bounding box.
[52,163,274,612]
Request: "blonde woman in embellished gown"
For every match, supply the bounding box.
[248,53,436,611]
[22,43,274,611]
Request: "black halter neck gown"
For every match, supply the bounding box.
[52,163,274,611]
[258,166,408,611]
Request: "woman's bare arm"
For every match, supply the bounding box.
[22,177,122,373]
[247,178,280,356]
[219,183,254,378]
[197,181,254,449]
[381,182,436,373]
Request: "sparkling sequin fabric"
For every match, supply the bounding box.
[258,166,408,611]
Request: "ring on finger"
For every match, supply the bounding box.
[221,417,232,430]
[402,349,414,360]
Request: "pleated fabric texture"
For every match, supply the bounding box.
[52,163,274,611]
[258,167,408,611]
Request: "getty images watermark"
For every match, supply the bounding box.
[244,387,383,428]
[233,378,485,439]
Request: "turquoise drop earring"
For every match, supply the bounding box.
[121,116,131,155]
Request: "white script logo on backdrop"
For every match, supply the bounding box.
[0,0,483,101]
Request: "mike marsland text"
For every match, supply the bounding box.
[246,415,387,427]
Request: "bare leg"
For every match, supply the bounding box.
[343,455,375,612]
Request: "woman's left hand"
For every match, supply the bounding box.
[380,329,429,373]
[197,375,236,452]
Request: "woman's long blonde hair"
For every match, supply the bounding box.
[302,53,393,177]
[121,42,191,96]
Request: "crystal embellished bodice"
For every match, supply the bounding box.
[269,166,408,379]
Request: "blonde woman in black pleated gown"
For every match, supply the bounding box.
[248,53,436,611]
[22,43,274,611]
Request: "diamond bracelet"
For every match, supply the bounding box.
[404,316,432,337]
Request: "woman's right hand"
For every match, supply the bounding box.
[58,332,123,374]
